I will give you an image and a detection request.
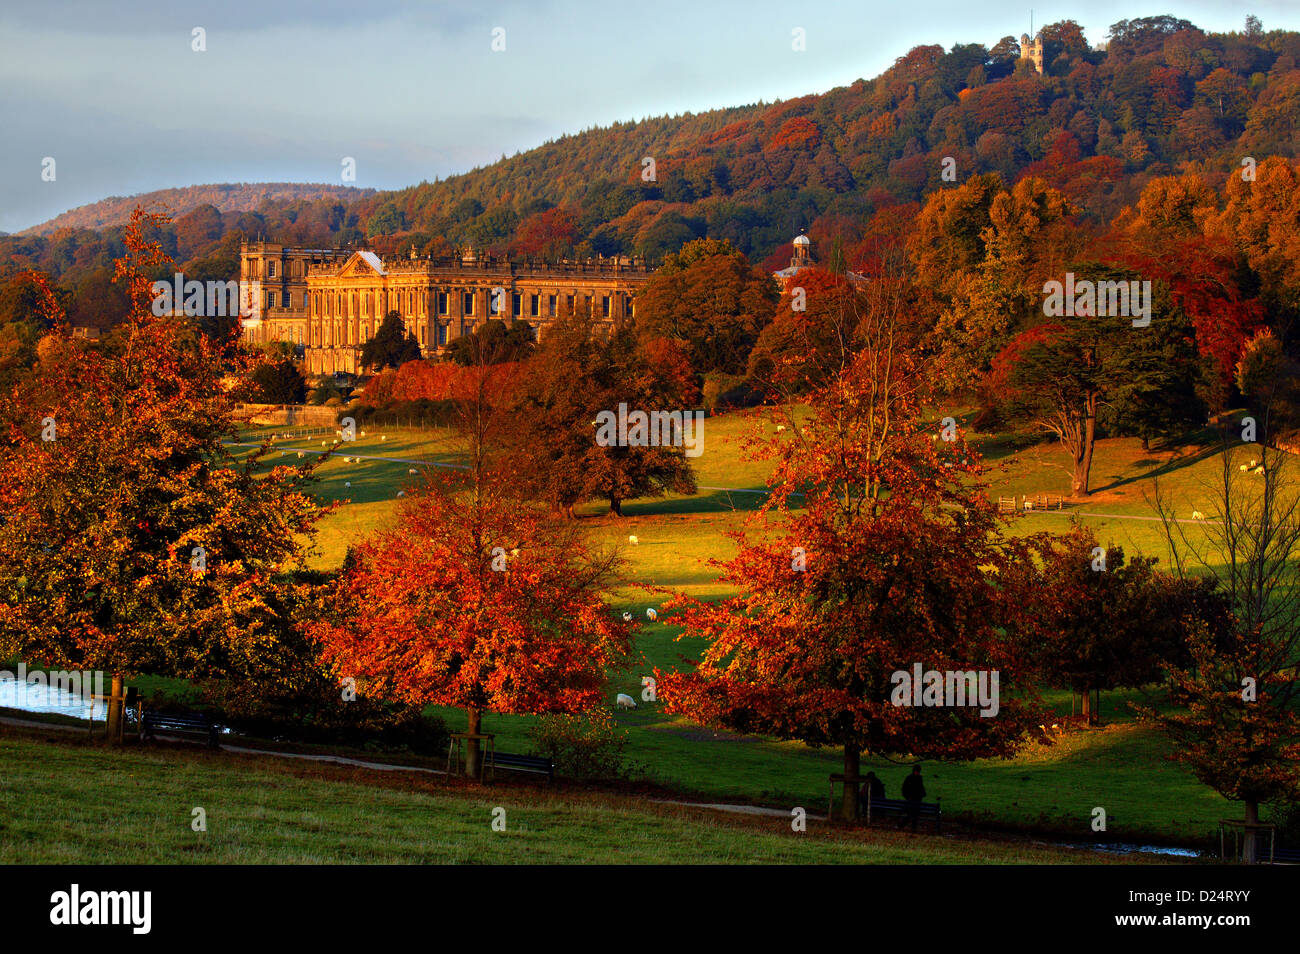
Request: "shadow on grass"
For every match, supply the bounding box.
[1088,438,1224,496]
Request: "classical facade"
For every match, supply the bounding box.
[240,241,654,375]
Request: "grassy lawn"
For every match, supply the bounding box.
[110,412,1274,849]
[0,729,1161,864]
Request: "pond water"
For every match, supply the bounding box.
[0,669,107,720]
[1040,839,1204,859]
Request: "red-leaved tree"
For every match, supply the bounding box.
[311,473,633,778]
[660,258,1041,821]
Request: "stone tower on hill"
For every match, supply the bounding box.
[1020,32,1044,73]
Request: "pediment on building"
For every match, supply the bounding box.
[336,250,387,279]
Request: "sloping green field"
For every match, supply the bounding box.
[208,411,1274,845]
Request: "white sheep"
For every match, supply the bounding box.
[646,608,658,621]
[1191,510,1205,520]
[1254,466,1265,474]
[615,693,637,710]
[1240,464,1250,471]
[622,612,632,622]
[380,435,386,441]
[297,452,305,458]
[344,481,351,488]
[397,490,405,497]
[628,535,638,545]
[1249,459,1258,468]
[408,468,418,475]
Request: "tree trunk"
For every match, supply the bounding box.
[1072,397,1098,496]
[1243,799,1260,864]
[106,672,124,745]
[1141,435,1150,451]
[840,746,860,823]
[1080,688,1099,725]
[609,497,622,517]
[465,707,482,780]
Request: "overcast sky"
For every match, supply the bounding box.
[0,0,1293,233]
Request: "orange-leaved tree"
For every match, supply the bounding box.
[311,472,633,779]
[661,259,1042,821]
[0,209,332,742]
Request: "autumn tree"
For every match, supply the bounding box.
[251,356,308,404]
[661,253,1041,822]
[1145,442,1300,862]
[359,311,421,371]
[311,472,632,779]
[990,268,1200,495]
[633,238,779,374]
[444,318,535,367]
[911,175,1079,388]
[0,210,331,743]
[506,306,697,517]
[509,206,578,262]
[1014,523,1204,723]
[747,269,864,396]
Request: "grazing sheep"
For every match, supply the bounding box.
[628,535,638,545]
[380,435,386,441]
[397,490,405,497]
[1191,510,1205,520]
[776,424,786,432]
[360,431,367,438]
[1254,466,1265,474]
[646,608,658,621]
[622,612,632,622]
[408,468,418,475]
[615,693,637,710]
[1240,464,1250,471]
[1249,459,1258,468]
[297,452,305,458]
[345,482,351,488]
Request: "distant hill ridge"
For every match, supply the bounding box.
[22,182,375,236]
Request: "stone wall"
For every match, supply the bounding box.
[237,403,339,426]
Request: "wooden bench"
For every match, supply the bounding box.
[485,751,554,782]
[829,774,942,831]
[860,795,942,832]
[141,710,222,748]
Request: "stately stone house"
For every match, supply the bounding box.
[239,241,654,375]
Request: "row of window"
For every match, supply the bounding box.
[266,288,637,321]
[259,258,332,280]
[265,291,308,309]
[308,289,633,320]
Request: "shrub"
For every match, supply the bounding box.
[527,708,633,779]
